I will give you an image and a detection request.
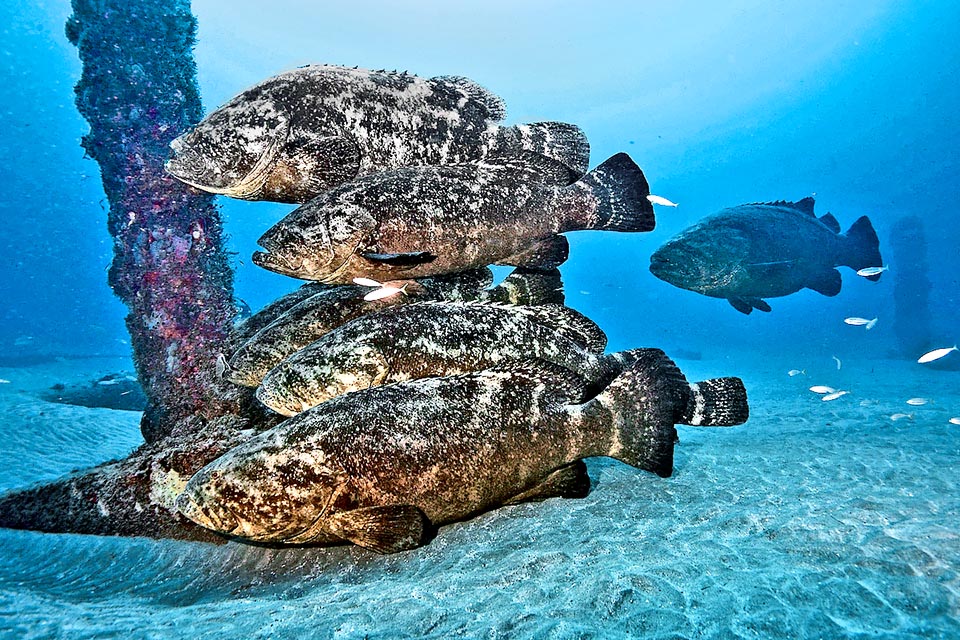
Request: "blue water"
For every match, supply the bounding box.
[1,1,958,637]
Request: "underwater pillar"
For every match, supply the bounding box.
[0,0,256,540]
[66,0,239,442]
[889,215,933,358]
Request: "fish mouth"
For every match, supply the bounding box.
[175,491,240,535]
[648,253,673,279]
[252,250,305,278]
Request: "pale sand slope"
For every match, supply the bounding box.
[0,355,956,639]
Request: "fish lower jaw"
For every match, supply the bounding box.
[251,251,307,278]
[164,163,236,196]
[176,492,241,535]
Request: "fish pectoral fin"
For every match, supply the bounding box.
[503,461,591,505]
[326,505,431,554]
[359,251,437,268]
[728,297,771,314]
[496,235,569,269]
[752,298,772,312]
[728,297,754,314]
[806,269,842,297]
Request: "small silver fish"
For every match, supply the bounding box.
[215,353,230,378]
[821,390,849,401]
[352,277,384,288]
[788,369,805,376]
[364,284,408,301]
[809,385,836,394]
[905,398,928,406]
[844,317,877,330]
[890,413,913,421]
[856,265,888,277]
[917,345,958,364]
[832,355,842,370]
[647,195,678,207]
[949,417,960,425]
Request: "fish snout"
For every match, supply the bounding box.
[648,251,675,280]
[175,486,239,535]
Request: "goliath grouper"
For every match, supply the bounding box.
[649,198,882,314]
[165,64,589,203]
[252,152,655,283]
[255,301,636,416]
[176,351,749,553]
[227,268,564,388]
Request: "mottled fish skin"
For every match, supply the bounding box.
[228,268,562,387]
[252,153,655,283]
[165,64,589,203]
[228,282,332,350]
[176,352,749,551]
[255,301,612,416]
[649,198,882,314]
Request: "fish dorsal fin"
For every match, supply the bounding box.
[484,151,582,186]
[509,303,607,352]
[492,122,591,183]
[431,75,507,121]
[479,359,589,405]
[405,300,606,352]
[749,197,816,215]
[819,212,841,233]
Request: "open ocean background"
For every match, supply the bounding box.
[1,1,958,638]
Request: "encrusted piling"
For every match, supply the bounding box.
[66,0,239,443]
[0,0,252,539]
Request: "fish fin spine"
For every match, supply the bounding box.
[573,153,655,232]
[749,197,816,215]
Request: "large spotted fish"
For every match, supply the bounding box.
[649,198,882,314]
[176,352,749,553]
[227,268,563,387]
[252,152,655,284]
[254,300,636,416]
[165,64,589,203]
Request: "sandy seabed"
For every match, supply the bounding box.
[0,355,957,639]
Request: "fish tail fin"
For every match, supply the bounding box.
[578,349,686,477]
[843,215,883,281]
[678,378,749,426]
[573,153,656,232]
